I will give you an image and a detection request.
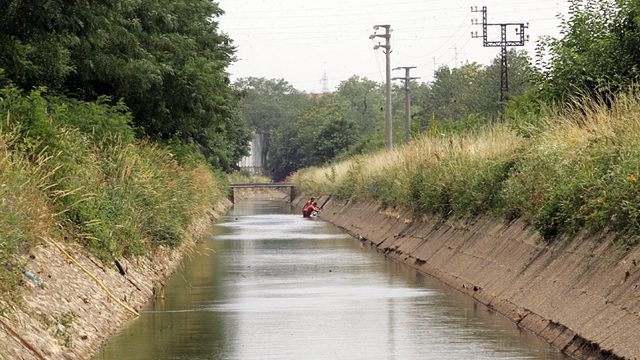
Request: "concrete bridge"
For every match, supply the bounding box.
[228,182,297,203]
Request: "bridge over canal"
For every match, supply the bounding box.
[228,182,297,203]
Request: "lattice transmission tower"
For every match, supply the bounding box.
[471,6,528,111]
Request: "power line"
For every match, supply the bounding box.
[220,0,564,18]
[223,1,567,92]
[471,5,529,116]
[400,14,471,60]
[219,5,562,31]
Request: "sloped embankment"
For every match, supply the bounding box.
[297,196,640,360]
[0,200,231,360]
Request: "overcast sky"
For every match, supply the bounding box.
[216,0,569,93]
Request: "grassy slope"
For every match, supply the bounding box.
[0,87,228,304]
[292,92,640,249]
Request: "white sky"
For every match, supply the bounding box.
[216,0,569,93]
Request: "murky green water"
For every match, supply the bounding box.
[95,200,566,360]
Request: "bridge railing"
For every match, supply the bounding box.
[228,182,297,203]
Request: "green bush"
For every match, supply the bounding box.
[364,169,406,208]
[408,164,451,218]
[447,156,516,218]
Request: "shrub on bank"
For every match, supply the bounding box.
[0,87,227,301]
[292,91,640,245]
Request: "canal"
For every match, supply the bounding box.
[96,199,566,360]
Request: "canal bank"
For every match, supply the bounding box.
[0,200,232,360]
[295,196,640,360]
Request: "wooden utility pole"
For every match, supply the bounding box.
[370,25,392,151]
[393,66,420,144]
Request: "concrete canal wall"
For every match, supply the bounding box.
[0,200,231,360]
[295,196,640,360]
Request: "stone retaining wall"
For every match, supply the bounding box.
[298,196,640,360]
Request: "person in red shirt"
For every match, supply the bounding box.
[302,200,321,218]
[302,197,315,217]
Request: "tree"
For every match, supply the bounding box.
[234,77,310,135]
[301,97,357,164]
[534,0,640,101]
[267,94,358,180]
[411,63,489,130]
[234,77,312,177]
[333,76,386,152]
[0,0,251,171]
[480,49,536,114]
[0,1,76,90]
[410,51,534,132]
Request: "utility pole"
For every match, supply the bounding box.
[370,24,393,151]
[471,6,528,116]
[321,70,329,93]
[432,57,436,77]
[453,47,458,67]
[393,66,420,144]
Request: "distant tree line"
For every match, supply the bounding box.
[0,0,250,171]
[236,50,533,180]
[7,1,636,178]
[238,0,640,181]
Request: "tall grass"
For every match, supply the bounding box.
[0,86,227,301]
[0,130,55,298]
[293,125,522,217]
[503,92,640,243]
[293,90,640,246]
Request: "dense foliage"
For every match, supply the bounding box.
[414,50,533,128]
[236,76,385,180]
[0,1,240,301]
[0,0,250,170]
[533,0,640,101]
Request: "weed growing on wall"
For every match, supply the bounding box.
[503,93,640,242]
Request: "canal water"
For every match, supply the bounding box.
[96,200,566,360]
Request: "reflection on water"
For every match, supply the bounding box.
[96,200,566,360]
